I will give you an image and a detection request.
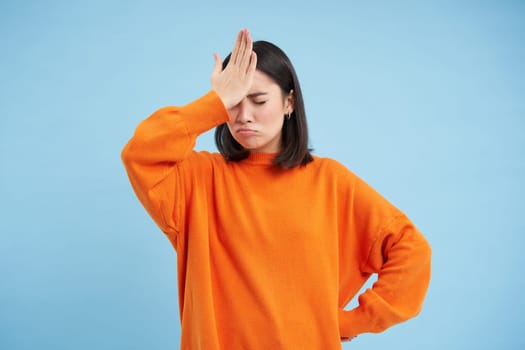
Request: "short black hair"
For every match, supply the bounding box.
[214,40,313,168]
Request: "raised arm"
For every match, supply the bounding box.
[121,92,228,239]
[121,29,257,241]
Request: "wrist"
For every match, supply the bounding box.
[212,89,233,110]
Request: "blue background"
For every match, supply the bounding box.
[1,1,523,349]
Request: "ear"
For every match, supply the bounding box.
[285,89,295,114]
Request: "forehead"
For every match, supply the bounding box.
[249,70,280,93]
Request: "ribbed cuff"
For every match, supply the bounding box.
[339,308,371,338]
[179,90,230,135]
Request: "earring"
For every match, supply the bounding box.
[286,113,291,120]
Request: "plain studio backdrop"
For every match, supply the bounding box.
[1,1,523,349]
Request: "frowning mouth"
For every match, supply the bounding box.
[236,128,258,135]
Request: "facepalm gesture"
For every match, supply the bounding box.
[211,29,257,110]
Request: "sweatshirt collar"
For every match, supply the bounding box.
[244,152,278,165]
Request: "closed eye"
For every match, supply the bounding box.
[247,92,269,106]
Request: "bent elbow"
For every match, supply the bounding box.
[121,141,136,166]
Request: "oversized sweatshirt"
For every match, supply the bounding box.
[121,91,432,350]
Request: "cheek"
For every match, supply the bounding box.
[226,108,237,122]
[259,104,284,123]
[226,121,235,137]
[270,114,285,131]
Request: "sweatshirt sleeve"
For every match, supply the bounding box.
[339,173,432,338]
[121,91,229,241]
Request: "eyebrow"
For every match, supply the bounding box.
[246,92,268,98]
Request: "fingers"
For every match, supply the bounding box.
[246,51,257,77]
[211,52,222,78]
[230,29,244,65]
[237,30,253,76]
[231,29,253,68]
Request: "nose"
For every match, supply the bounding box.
[235,99,253,123]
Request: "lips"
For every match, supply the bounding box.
[236,128,257,135]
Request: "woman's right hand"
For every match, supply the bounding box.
[211,29,257,110]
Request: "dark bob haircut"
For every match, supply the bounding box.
[214,40,313,168]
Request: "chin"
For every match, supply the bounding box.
[238,142,259,151]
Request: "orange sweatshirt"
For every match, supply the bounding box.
[121,91,431,350]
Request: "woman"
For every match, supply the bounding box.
[122,29,431,350]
